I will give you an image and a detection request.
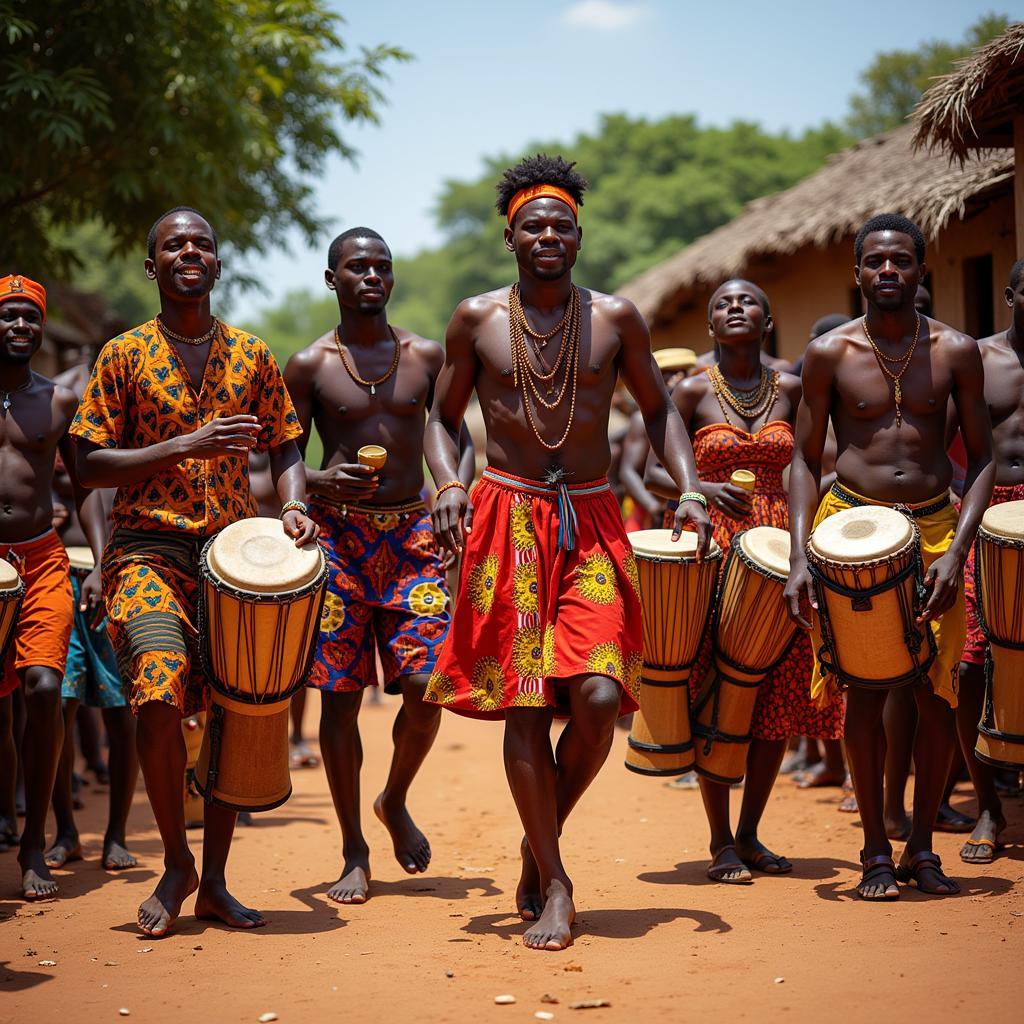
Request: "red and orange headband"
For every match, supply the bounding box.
[0,275,46,321]
[506,184,579,225]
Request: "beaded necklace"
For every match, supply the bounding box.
[334,326,401,397]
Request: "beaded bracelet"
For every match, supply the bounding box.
[678,491,708,509]
[435,480,467,502]
[280,499,309,518]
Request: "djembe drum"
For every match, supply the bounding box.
[0,558,23,664]
[974,501,1024,767]
[65,546,95,581]
[194,518,327,812]
[807,505,934,689]
[625,529,721,776]
[693,527,797,784]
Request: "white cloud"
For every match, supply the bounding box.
[561,1,650,31]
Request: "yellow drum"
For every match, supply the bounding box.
[694,527,797,784]
[194,518,327,812]
[182,713,206,829]
[807,505,934,689]
[974,501,1024,768]
[625,529,721,776]
[0,558,23,665]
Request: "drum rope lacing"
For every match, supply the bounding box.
[973,532,1024,745]
[806,516,937,690]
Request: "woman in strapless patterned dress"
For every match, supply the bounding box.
[646,280,844,884]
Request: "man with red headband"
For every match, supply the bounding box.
[0,274,107,899]
[425,154,710,951]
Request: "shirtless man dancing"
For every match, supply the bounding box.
[424,155,710,950]
[786,214,993,901]
[285,228,473,904]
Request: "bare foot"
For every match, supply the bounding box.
[0,817,19,850]
[373,793,430,873]
[706,845,752,884]
[523,880,575,951]
[138,864,199,937]
[796,763,845,788]
[516,837,543,921]
[44,834,82,869]
[935,802,976,833]
[195,880,266,928]
[103,839,138,870]
[960,810,1005,864]
[884,813,912,841]
[326,859,370,904]
[20,849,59,900]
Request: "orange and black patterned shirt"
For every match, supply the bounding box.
[70,319,301,535]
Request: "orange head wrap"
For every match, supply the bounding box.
[506,185,579,226]
[0,275,46,321]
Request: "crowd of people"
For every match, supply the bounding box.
[0,153,1019,952]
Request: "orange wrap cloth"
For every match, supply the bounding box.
[507,184,578,224]
[664,421,844,741]
[0,530,72,697]
[425,468,642,719]
[0,275,46,320]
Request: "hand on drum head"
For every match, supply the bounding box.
[919,552,959,622]
[671,499,712,560]
[704,481,753,520]
[79,565,107,631]
[282,510,319,547]
[184,415,261,459]
[784,556,817,630]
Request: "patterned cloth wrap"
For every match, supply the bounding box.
[62,573,126,708]
[0,530,73,698]
[309,498,451,694]
[665,421,844,741]
[426,468,643,719]
[71,318,302,717]
[809,482,965,709]
[962,483,1024,666]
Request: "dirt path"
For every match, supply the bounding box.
[2,693,1022,1023]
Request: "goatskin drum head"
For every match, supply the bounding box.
[66,546,95,573]
[809,504,912,563]
[207,517,323,595]
[627,528,720,560]
[0,557,19,590]
[981,500,1024,540]
[738,526,791,577]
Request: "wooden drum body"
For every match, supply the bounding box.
[0,558,24,666]
[66,545,95,580]
[694,527,796,785]
[974,502,1024,768]
[194,518,327,812]
[807,506,934,690]
[625,529,721,776]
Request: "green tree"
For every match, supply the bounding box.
[844,12,1010,137]
[0,0,407,277]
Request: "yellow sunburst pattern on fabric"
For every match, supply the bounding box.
[510,501,537,551]
[512,562,539,614]
[320,590,346,633]
[575,553,618,605]
[587,641,624,680]
[470,657,506,712]
[542,624,557,676]
[624,651,642,699]
[511,690,548,707]
[622,552,641,598]
[424,671,456,705]
[512,626,544,678]
[468,554,500,614]
[408,581,447,616]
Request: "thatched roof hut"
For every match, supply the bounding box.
[911,23,1024,160]
[619,125,1013,335]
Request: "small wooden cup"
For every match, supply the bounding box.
[730,469,756,492]
[357,445,388,471]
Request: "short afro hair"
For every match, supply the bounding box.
[810,313,849,339]
[854,213,925,265]
[147,207,217,261]
[327,227,389,271]
[707,279,771,319]
[495,154,588,221]
[1008,256,1024,292]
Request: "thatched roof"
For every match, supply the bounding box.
[619,125,1012,325]
[912,23,1024,160]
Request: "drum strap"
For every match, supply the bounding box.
[829,483,950,519]
[691,676,754,753]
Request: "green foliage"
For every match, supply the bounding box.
[844,12,1011,137]
[0,0,407,278]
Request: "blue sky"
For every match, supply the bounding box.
[233,0,1003,320]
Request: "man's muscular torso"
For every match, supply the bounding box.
[460,286,630,481]
[977,333,1024,486]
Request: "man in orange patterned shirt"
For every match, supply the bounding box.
[72,207,317,938]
